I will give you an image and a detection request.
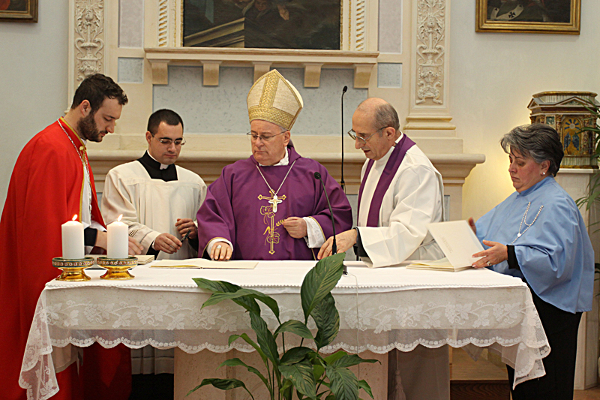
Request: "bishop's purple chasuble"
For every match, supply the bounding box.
[197,145,352,260]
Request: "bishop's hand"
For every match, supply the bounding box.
[282,217,307,238]
[211,241,232,261]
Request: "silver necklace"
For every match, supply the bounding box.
[255,160,297,213]
[511,201,543,244]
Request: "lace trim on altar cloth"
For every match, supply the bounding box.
[20,286,549,399]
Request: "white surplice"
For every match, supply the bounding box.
[101,161,207,260]
[357,135,445,267]
[356,135,449,400]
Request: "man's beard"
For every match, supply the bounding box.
[77,112,105,142]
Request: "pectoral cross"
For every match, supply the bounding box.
[258,190,287,255]
[258,191,286,213]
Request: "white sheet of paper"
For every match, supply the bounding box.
[427,220,484,268]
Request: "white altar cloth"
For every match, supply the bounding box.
[19,261,549,400]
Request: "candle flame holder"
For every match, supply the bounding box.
[52,257,94,281]
[97,256,137,280]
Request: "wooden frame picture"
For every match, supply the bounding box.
[476,0,580,34]
[0,0,38,23]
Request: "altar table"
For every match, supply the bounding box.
[19,261,549,400]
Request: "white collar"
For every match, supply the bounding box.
[148,152,170,170]
[259,148,290,166]
[375,133,404,167]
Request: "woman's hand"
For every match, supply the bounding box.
[472,240,507,268]
[468,217,476,234]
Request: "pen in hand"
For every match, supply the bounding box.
[181,230,190,242]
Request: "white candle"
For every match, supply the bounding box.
[107,215,128,258]
[62,215,84,259]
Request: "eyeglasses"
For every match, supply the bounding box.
[156,137,186,146]
[347,127,387,145]
[247,130,286,142]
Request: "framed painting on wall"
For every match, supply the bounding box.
[0,0,37,22]
[476,0,580,34]
[183,0,341,49]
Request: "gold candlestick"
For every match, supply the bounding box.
[52,257,94,281]
[97,256,137,280]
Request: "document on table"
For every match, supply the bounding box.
[407,220,484,272]
[150,258,257,269]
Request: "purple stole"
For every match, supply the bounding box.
[357,135,416,227]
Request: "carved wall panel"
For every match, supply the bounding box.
[416,0,445,106]
[74,0,105,82]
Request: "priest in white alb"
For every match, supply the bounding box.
[318,98,449,400]
[102,109,207,260]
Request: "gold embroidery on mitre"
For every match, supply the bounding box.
[247,69,303,130]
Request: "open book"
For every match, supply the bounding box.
[407,220,484,272]
[150,258,257,269]
[407,257,471,272]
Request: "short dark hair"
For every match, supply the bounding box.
[500,123,564,176]
[70,74,128,113]
[147,109,184,135]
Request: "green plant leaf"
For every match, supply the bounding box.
[202,288,280,319]
[187,378,254,399]
[250,312,280,366]
[279,359,317,399]
[281,346,315,365]
[193,278,261,314]
[324,351,347,364]
[358,380,374,399]
[313,363,325,381]
[326,364,359,400]
[312,292,340,349]
[218,358,269,388]
[332,354,379,368]
[274,320,314,340]
[280,379,294,400]
[229,333,269,366]
[301,253,345,321]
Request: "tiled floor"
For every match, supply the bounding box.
[452,348,600,400]
[575,386,600,400]
[129,349,600,399]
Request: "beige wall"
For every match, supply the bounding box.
[0,0,69,213]
[450,2,600,220]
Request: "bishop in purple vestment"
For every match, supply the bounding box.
[196,69,352,261]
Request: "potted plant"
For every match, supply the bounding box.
[188,252,378,400]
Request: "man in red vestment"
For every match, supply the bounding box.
[0,74,143,400]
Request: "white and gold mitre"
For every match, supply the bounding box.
[247,69,303,130]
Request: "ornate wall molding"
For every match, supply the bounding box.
[74,0,105,82]
[354,0,366,51]
[158,0,169,47]
[415,0,445,105]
